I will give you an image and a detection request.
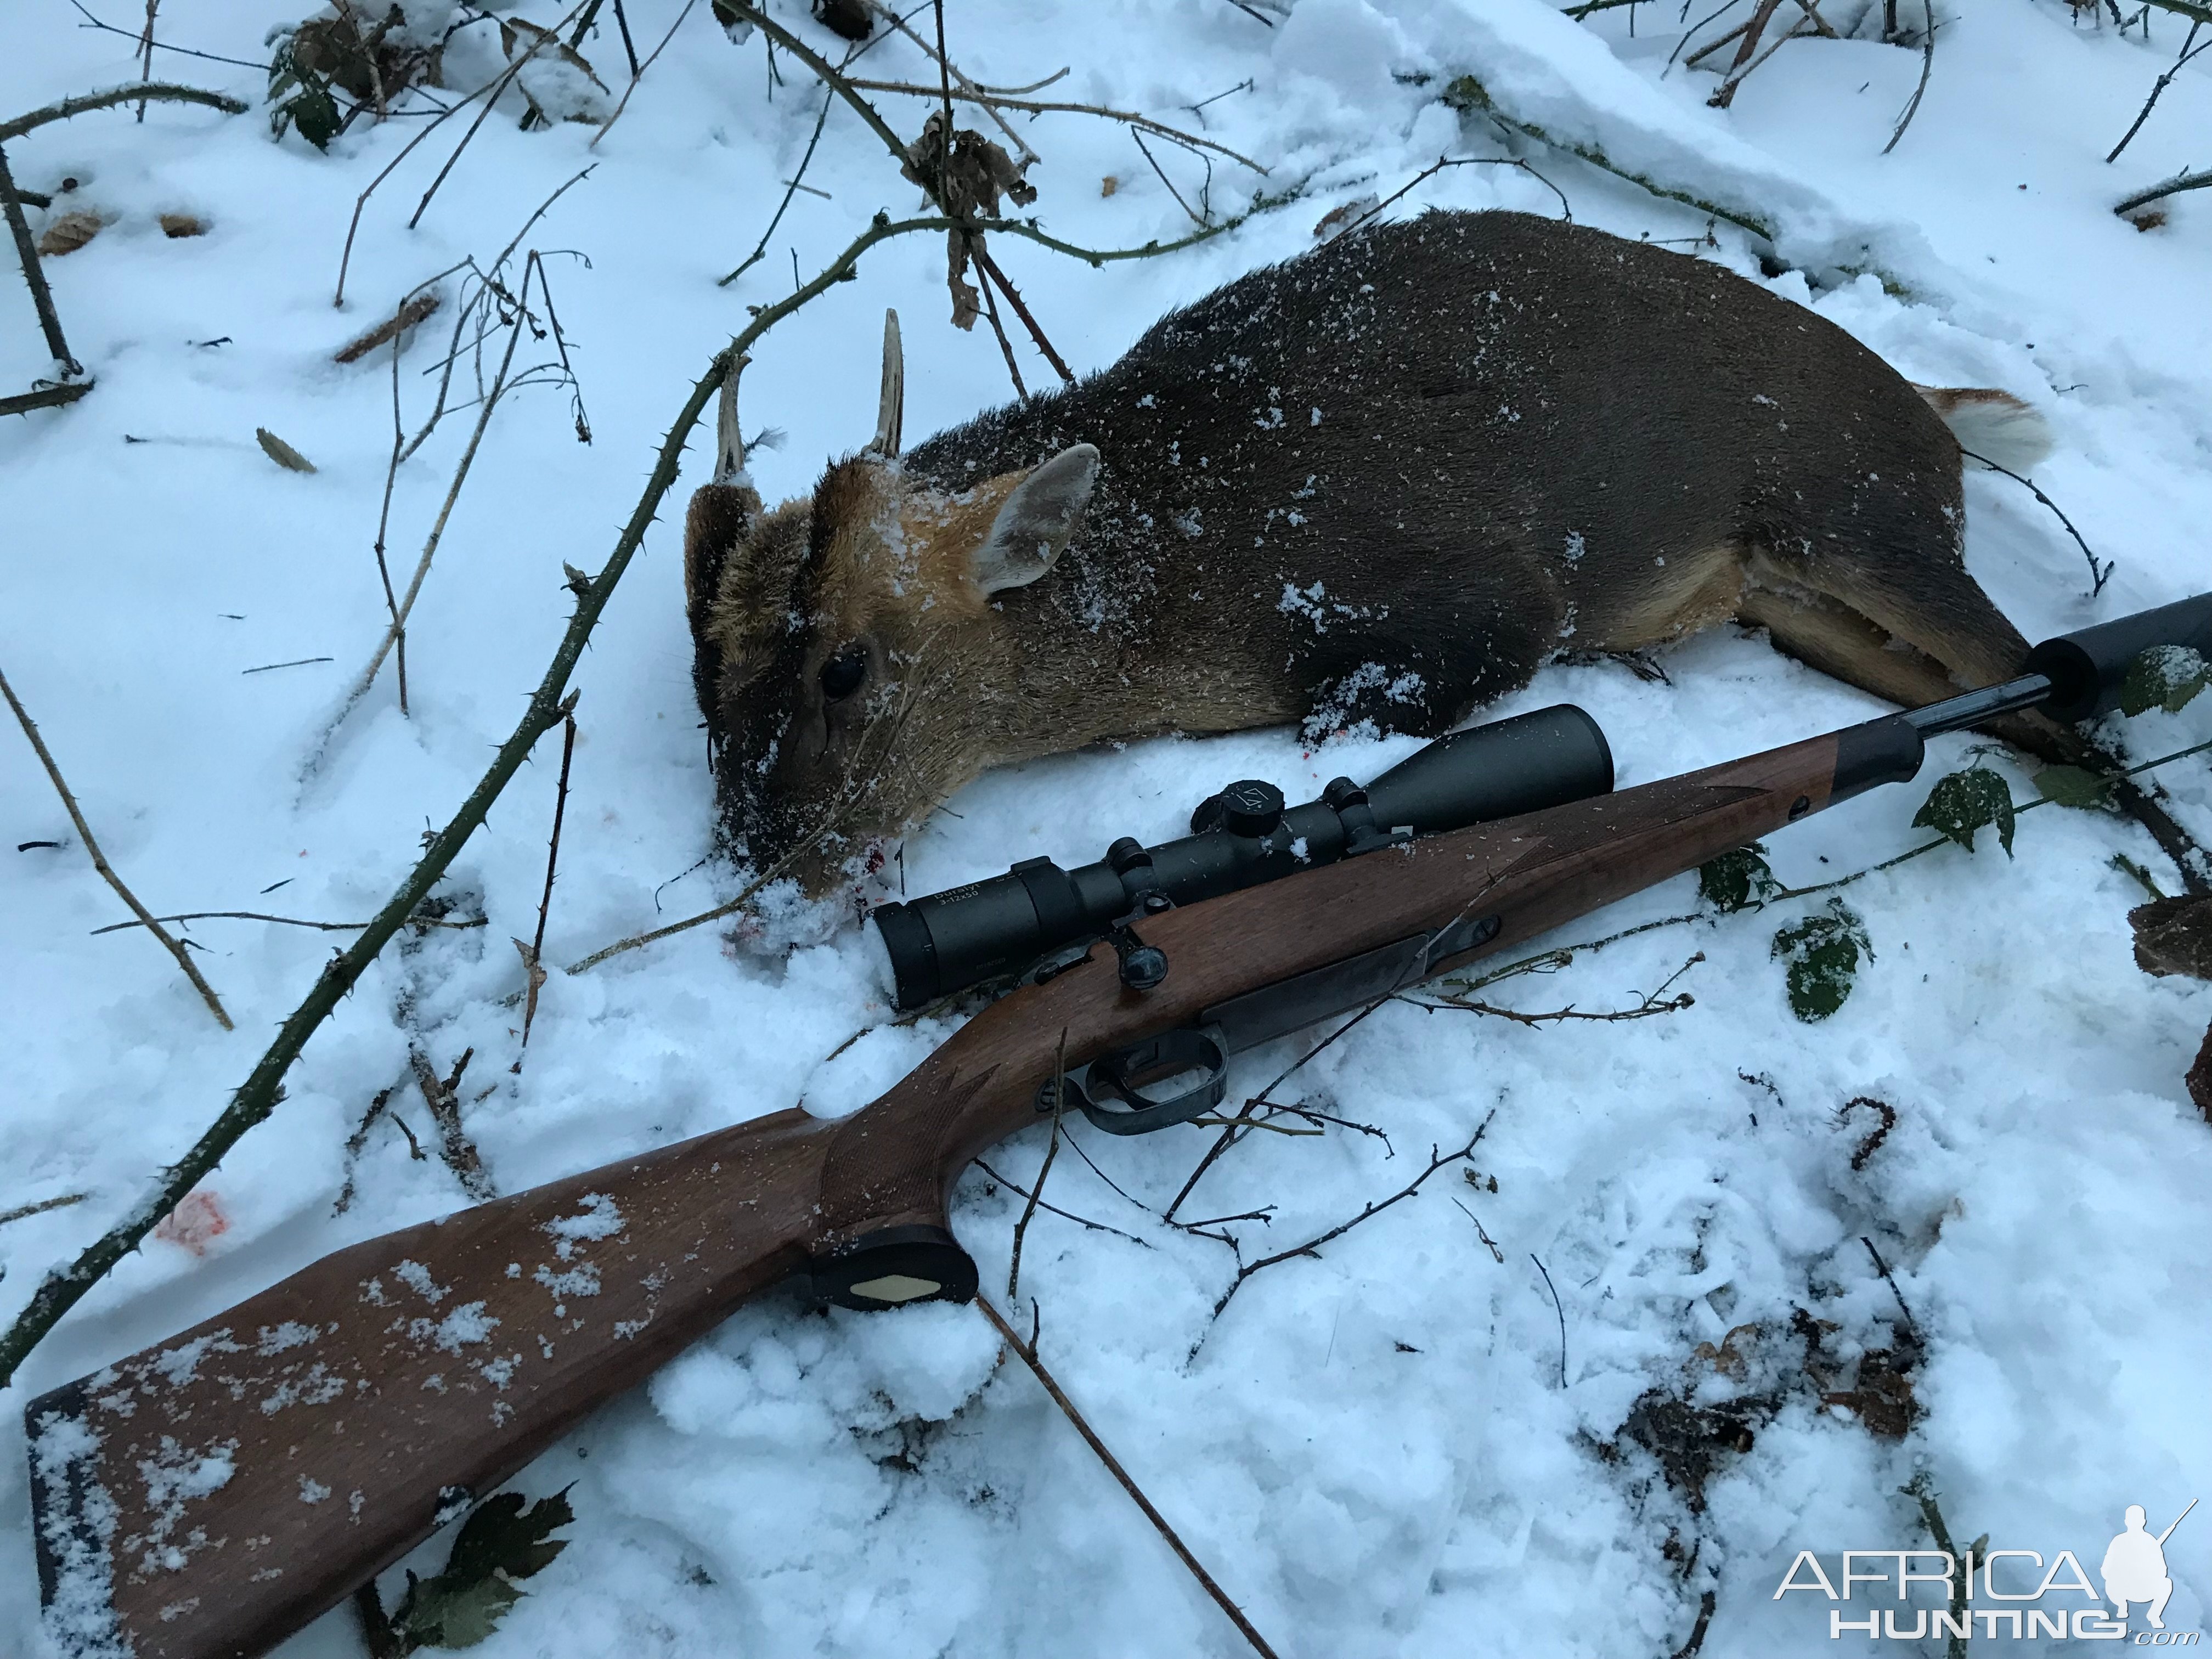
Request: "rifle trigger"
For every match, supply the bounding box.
[1045,1024,1228,1136]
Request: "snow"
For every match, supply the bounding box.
[3,0,2211,1655]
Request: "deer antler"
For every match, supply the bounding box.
[868,309,904,460]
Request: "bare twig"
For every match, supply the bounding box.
[65,2,269,71]
[972,256,1030,398]
[1960,447,2112,595]
[1861,1235,1921,1343]
[1,663,232,1030]
[840,77,1266,172]
[0,80,245,142]
[134,0,159,118]
[1531,1252,1567,1389]
[0,1193,89,1229]
[1132,128,1205,225]
[90,909,484,936]
[718,87,834,285]
[1415,952,1702,1025]
[1007,1032,1066,1302]
[969,242,1075,383]
[517,712,578,1052]
[0,142,83,377]
[972,1158,1150,1248]
[412,1047,495,1199]
[1882,0,1937,155]
[2107,19,2205,160]
[405,4,586,230]
[859,0,1043,165]
[975,1294,1283,1659]
[1705,0,1785,106]
[2114,164,2212,217]
[1199,1117,1494,1347]
[590,0,697,147]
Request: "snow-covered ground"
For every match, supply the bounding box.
[4,0,2210,1653]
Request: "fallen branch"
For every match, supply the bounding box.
[2114,164,2212,218]
[1,663,232,1030]
[0,80,244,142]
[976,1293,1283,1659]
[0,382,93,417]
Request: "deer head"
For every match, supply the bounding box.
[685,310,1099,893]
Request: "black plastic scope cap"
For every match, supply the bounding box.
[868,704,1615,1011]
[2022,592,2212,724]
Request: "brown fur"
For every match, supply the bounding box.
[686,210,2083,892]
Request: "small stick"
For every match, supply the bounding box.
[1007,1031,1067,1302]
[611,0,641,76]
[1200,1119,1494,1343]
[1861,1235,1921,1343]
[716,89,835,285]
[1881,0,1937,155]
[2114,164,2212,217]
[1,663,232,1030]
[1531,1252,1568,1389]
[840,76,1265,172]
[968,244,1076,385]
[518,712,577,1049]
[0,1193,89,1229]
[975,1293,1284,1659]
[0,143,83,377]
[590,0,697,148]
[972,252,1030,399]
[1960,447,2112,595]
[0,383,94,417]
[91,909,483,936]
[1132,128,1205,226]
[860,0,1042,166]
[134,0,159,119]
[63,3,269,71]
[412,1048,495,1199]
[970,1159,1150,1247]
[2107,21,2206,162]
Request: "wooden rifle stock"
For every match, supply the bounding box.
[25,712,1914,1659]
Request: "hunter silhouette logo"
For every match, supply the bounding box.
[1774,1498,2201,1643]
[2106,1502,2196,1630]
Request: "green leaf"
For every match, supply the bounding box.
[2120,645,2209,718]
[1771,900,1872,1023]
[390,1490,573,1651]
[1698,843,1780,912]
[286,82,342,151]
[1911,768,2015,857]
[2033,764,2113,810]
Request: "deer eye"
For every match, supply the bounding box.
[819,648,868,702]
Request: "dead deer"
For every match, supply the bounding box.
[684,210,2196,894]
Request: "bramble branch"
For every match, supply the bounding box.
[0,81,244,142]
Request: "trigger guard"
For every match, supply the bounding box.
[1062,1026,1228,1136]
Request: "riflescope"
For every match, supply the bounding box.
[869,703,1615,1011]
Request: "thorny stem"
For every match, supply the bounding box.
[0,142,81,376]
[0,80,244,143]
[2106,19,2205,162]
[975,1293,1284,1659]
[0,664,232,1030]
[2114,164,2212,218]
[839,77,1266,173]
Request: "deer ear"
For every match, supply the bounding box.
[971,444,1098,596]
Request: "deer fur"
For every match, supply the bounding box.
[684,209,2078,893]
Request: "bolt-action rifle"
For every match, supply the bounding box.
[24,592,2212,1659]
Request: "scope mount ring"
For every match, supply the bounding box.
[1044,1025,1229,1136]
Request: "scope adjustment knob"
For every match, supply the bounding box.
[1217,779,1285,839]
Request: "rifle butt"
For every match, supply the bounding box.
[26,1108,833,1659]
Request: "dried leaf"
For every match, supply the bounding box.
[2120,644,2209,718]
[1771,900,1871,1023]
[1099,174,1119,198]
[2128,895,2212,981]
[335,292,442,365]
[1313,195,1379,241]
[500,17,610,91]
[256,428,318,473]
[1912,768,2015,857]
[158,213,207,239]
[35,212,101,257]
[1698,843,1779,913]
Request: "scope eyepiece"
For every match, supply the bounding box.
[868,703,1614,1011]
